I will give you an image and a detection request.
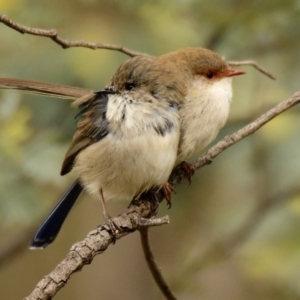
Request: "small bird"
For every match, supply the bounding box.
[0,47,245,248]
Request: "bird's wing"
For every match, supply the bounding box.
[60,90,112,175]
[0,77,92,100]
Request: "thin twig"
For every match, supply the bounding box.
[228,60,276,80]
[1,14,275,80]
[138,216,170,227]
[0,14,144,57]
[140,228,177,300]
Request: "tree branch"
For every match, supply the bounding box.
[140,228,177,300]
[0,14,277,82]
[0,14,144,57]
[24,197,169,300]
[228,60,276,80]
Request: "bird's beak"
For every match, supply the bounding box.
[226,69,246,77]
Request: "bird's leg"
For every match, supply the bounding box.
[179,161,195,185]
[99,188,120,237]
[99,188,111,220]
[162,183,175,209]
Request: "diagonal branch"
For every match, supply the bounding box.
[23,90,300,300]
[0,14,276,81]
[24,199,169,300]
[0,14,144,57]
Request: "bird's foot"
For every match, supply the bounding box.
[102,212,121,242]
[179,161,195,185]
[162,182,175,209]
[99,188,120,242]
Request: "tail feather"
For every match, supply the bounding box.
[29,180,83,249]
[0,77,92,100]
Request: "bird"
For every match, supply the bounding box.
[0,47,245,248]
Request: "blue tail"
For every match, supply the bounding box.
[29,180,83,249]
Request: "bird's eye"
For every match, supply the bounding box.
[124,83,136,91]
[206,72,214,79]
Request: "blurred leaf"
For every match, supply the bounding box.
[0,95,32,159]
[259,113,299,144]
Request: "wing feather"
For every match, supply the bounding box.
[60,91,111,175]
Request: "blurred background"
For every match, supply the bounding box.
[1,0,300,299]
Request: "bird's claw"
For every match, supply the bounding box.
[162,182,175,209]
[179,161,195,185]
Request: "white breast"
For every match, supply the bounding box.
[177,76,233,163]
[73,93,180,202]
